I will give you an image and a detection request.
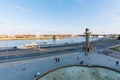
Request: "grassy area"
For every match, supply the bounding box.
[110,46,120,52]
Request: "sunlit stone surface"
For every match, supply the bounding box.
[38,66,120,80]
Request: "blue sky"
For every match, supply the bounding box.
[0,0,120,34]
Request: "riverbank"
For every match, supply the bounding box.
[0,34,77,40]
[0,38,55,40]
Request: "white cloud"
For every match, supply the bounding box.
[8,5,13,9]
[109,9,120,22]
[8,4,25,12]
[0,21,4,25]
[0,22,2,24]
[14,5,25,11]
[115,9,119,12]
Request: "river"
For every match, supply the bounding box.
[0,37,99,48]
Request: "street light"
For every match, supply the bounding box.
[36,30,41,50]
[5,40,8,60]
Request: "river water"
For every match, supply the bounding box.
[0,37,99,48]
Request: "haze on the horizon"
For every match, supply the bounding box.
[0,0,120,34]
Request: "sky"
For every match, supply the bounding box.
[0,0,120,34]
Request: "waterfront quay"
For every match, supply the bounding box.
[0,39,119,62]
[0,39,119,80]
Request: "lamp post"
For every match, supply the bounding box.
[5,40,8,60]
[37,30,41,50]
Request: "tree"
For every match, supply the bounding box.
[53,35,56,41]
[118,35,120,40]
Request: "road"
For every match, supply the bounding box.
[0,39,119,63]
